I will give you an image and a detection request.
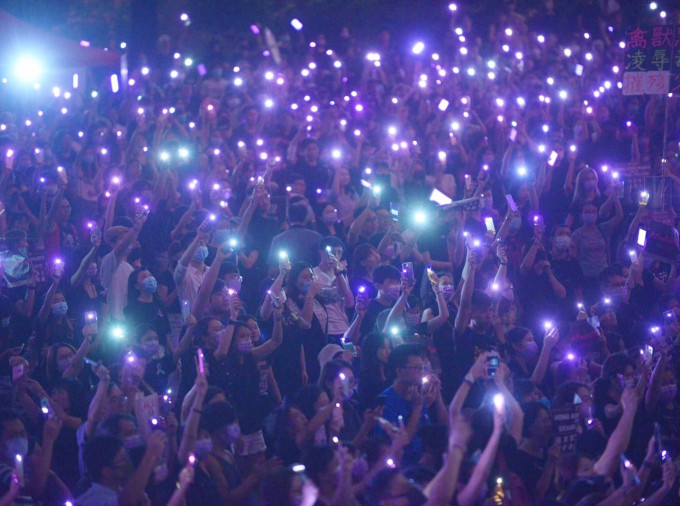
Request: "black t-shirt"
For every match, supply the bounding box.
[360,298,394,338]
[451,326,500,407]
[123,298,171,339]
[511,449,547,500]
[550,255,585,318]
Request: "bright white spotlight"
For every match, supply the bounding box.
[14,57,42,83]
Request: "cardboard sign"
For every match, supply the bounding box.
[553,404,581,452]
[644,221,680,264]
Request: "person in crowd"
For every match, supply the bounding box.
[0,2,677,504]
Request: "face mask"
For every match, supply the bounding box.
[301,281,312,294]
[582,213,597,225]
[510,217,522,230]
[441,284,455,301]
[52,302,68,317]
[660,384,677,402]
[225,423,241,443]
[194,246,209,263]
[583,181,597,191]
[5,437,28,462]
[194,438,213,458]
[554,236,571,250]
[143,276,158,294]
[538,397,552,410]
[123,434,144,449]
[522,342,539,359]
[385,286,401,301]
[226,278,242,293]
[214,229,230,244]
[607,286,627,300]
[143,340,160,356]
[237,340,253,354]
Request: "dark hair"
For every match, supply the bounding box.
[471,289,492,310]
[319,235,345,252]
[85,435,124,482]
[200,402,238,435]
[318,358,353,396]
[520,401,549,438]
[46,342,77,383]
[513,379,537,402]
[260,468,297,506]
[196,316,219,342]
[601,352,635,378]
[285,261,314,301]
[99,413,137,438]
[372,264,400,285]
[288,203,308,224]
[291,385,326,421]
[302,445,336,485]
[360,332,390,375]
[134,323,156,342]
[351,243,377,277]
[366,468,402,503]
[553,381,589,409]
[597,264,624,288]
[219,261,240,278]
[0,410,21,439]
[388,343,425,376]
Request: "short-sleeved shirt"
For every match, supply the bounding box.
[100,251,133,320]
[173,263,205,308]
[313,267,349,335]
[571,221,615,277]
[76,483,121,506]
[378,386,430,466]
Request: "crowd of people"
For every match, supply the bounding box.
[0,0,678,504]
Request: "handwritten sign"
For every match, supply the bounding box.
[553,404,581,452]
[623,25,677,95]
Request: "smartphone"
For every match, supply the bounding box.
[389,202,399,220]
[426,265,438,284]
[148,417,165,431]
[654,423,665,460]
[642,345,654,365]
[509,128,517,142]
[488,356,499,377]
[484,216,496,234]
[54,259,64,277]
[181,300,190,322]
[429,188,453,206]
[636,228,647,248]
[343,341,357,357]
[505,194,519,213]
[40,398,50,419]
[534,215,545,230]
[197,348,205,375]
[402,262,415,286]
[639,191,650,206]
[548,150,558,166]
[664,310,675,325]
[84,311,98,333]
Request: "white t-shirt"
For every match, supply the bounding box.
[173,262,205,308]
[100,250,133,320]
[313,266,349,335]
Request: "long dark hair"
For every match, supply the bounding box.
[285,261,314,302]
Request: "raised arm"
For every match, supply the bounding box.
[193,245,229,318]
[70,241,100,287]
[454,246,477,334]
[251,307,284,361]
[177,373,207,464]
[593,386,640,477]
[530,327,559,385]
[457,405,504,506]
